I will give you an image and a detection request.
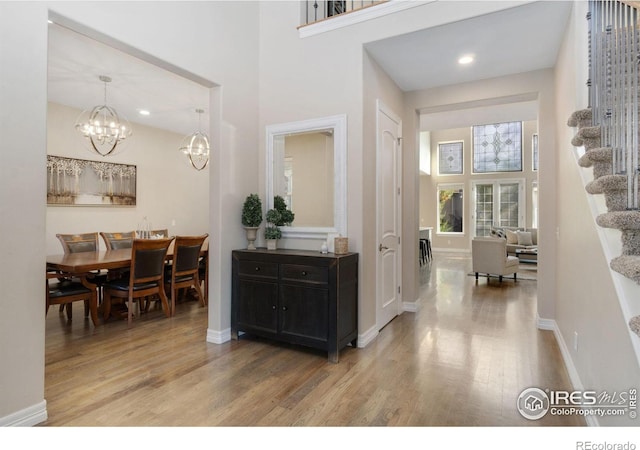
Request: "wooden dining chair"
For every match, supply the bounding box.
[102,237,174,326]
[100,231,135,250]
[165,234,208,316]
[55,232,106,308]
[46,270,98,326]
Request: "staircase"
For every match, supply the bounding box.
[568,107,640,338]
[568,0,640,339]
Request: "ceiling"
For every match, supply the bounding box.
[365,1,573,92]
[47,22,211,137]
[47,1,573,136]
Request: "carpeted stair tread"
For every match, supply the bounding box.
[630,316,640,338]
[567,108,592,128]
[597,211,640,230]
[585,174,628,194]
[610,255,640,284]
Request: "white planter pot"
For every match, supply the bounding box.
[244,227,259,250]
[266,239,277,250]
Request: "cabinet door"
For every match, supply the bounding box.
[237,279,278,334]
[279,284,329,344]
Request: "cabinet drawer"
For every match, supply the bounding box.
[238,260,278,279]
[281,264,328,285]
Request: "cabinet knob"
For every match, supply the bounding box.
[255,266,260,271]
[301,271,307,276]
[282,306,288,311]
[272,305,276,310]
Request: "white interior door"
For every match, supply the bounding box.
[376,100,402,331]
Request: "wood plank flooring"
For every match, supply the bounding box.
[42,253,584,426]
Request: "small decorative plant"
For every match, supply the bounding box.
[264,195,294,246]
[241,193,263,228]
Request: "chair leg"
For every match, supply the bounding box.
[127,296,134,327]
[499,275,503,282]
[103,293,112,321]
[65,303,73,320]
[158,288,171,318]
[514,273,517,281]
[193,278,205,308]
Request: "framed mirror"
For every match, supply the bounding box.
[266,114,347,240]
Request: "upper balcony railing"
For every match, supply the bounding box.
[301,1,387,27]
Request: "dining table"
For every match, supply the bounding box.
[46,240,209,326]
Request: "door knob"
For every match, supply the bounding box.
[379,243,389,252]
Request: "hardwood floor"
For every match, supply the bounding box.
[43,253,583,427]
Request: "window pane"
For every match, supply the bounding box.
[475,184,493,237]
[438,141,463,175]
[473,121,523,173]
[438,186,464,233]
[499,183,519,227]
[532,133,539,171]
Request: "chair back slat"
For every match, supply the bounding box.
[101,231,135,250]
[129,238,174,284]
[57,232,99,254]
[173,235,208,275]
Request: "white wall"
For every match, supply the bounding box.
[0,1,259,425]
[553,0,640,425]
[46,103,209,254]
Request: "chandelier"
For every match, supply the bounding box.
[75,75,132,157]
[179,108,210,171]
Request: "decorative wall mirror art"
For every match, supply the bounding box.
[266,114,347,239]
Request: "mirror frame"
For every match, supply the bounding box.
[266,114,347,240]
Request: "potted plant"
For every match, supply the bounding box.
[241,193,263,250]
[264,195,294,250]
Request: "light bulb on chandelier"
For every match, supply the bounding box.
[75,75,132,157]
[179,108,210,171]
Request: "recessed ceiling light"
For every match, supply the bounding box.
[138,109,150,116]
[458,55,474,65]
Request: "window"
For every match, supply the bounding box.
[473,121,523,173]
[472,179,525,237]
[532,133,539,171]
[437,141,463,175]
[437,184,464,234]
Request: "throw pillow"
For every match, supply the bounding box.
[506,229,518,244]
[517,231,533,246]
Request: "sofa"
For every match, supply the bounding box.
[489,226,538,260]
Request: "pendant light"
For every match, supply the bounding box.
[75,75,132,157]
[179,108,210,171]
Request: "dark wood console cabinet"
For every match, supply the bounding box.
[231,248,358,363]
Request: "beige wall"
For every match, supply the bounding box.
[0,1,259,424]
[420,120,538,252]
[46,103,209,254]
[553,0,640,425]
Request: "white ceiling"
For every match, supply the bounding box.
[365,1,573,92]
[47,1,573,137]
[47,22,211,137]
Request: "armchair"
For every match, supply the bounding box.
[472,237,519,282]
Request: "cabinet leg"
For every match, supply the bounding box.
[350,338,357,348]
[328,350,339,363]
[231,328,238,340]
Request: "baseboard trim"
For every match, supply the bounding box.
[206,327,231,344]
[537,316,599,426]
[403,297,421,313]
[0,400,47,426]
[357,324,378,348]
[432,247,470,254]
